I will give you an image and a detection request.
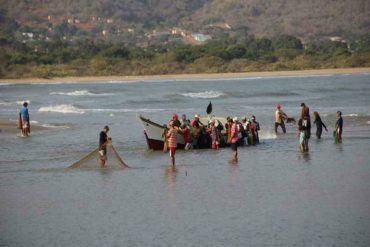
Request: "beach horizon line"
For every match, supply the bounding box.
[1,67,370,84]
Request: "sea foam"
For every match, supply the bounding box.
[89,108,165,113]
[39,104,85,114]
[50,90,112,96]
[343,113,359,117]
[180,90,225,99]
[259,131,277,140]
[16,100,31,105]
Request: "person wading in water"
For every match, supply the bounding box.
[99,126,110,168]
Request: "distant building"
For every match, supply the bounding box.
[329,36,347,43]
[171,28,187,37]
[22,32,34,39]
[207,23,232,30]
[191,33,211,43]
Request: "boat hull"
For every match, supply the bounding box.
[139,115,186,150]
[138,115,230,151]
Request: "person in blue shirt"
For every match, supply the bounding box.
[20,102,30,137]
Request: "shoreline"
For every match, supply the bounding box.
[0,67,370,84]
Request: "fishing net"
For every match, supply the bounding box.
[69,143,128,169]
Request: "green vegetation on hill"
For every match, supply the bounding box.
[1,34,370,79]
[1,0,369,41]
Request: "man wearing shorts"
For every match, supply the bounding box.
[298,115,310,153]
[275,104,288,134]
[99,126,110,167]
[20,102,30,137]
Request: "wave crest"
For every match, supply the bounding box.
[50,90,112,96]
[180,90,225,99]
[39,104,85,114]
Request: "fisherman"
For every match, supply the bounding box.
[99,125,110,168]
[300,103,306,119]
[240,117,249,146]
[181,121,193,150]
[171,113,181,127]
[313,112,328,139]
[301,103,311,139]
[297,114,311,153]
[275,104,288,134]
[209,119,220,150]
[191,114,203,148]
[167,120,178,166]
[20,102,30,137]
[230,117,239,162]
[335,111,343,143]
[236,118,245,146]
[251,116,260,144]
[225,116,233,145]
[180,114,191,128]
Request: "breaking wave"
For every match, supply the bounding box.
[16,100,31,105]
[343,113,359,117]
[88,108,165,113]
[40,123,70,129]
[259,131,277,140]
[38,105,164,114]
[180,90,225,99]
[0,101,12,106]
[39,104,85,114]
[50,90,112,96]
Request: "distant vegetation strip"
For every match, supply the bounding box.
[1,35,369,79]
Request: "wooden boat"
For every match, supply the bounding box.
[137,115,228,150]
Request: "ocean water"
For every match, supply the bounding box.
[0,73,370,246]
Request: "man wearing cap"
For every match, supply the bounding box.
[240,117,249,145]
[171,113,181,127]
[99,125,110,167]
[275,104,287,134]
[191,114,203,148]
[180,114,191,128]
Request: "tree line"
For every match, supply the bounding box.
[0,34,369,79]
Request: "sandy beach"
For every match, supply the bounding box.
[1,67,369,84]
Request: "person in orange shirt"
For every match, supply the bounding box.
[167,121,178,166]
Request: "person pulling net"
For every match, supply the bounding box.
[69,126,129,169]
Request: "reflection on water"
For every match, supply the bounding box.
[165,165,177,214]
[298,152,311,163]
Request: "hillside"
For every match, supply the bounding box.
[0,0,369,41]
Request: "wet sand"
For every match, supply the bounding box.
[1,67,370,84]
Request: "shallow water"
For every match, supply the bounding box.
[1,74,370,246]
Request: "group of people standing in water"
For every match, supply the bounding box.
[166,113,261,165]
[167,102,344,165]
[18,101,344,167]
[275,103,344,153]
